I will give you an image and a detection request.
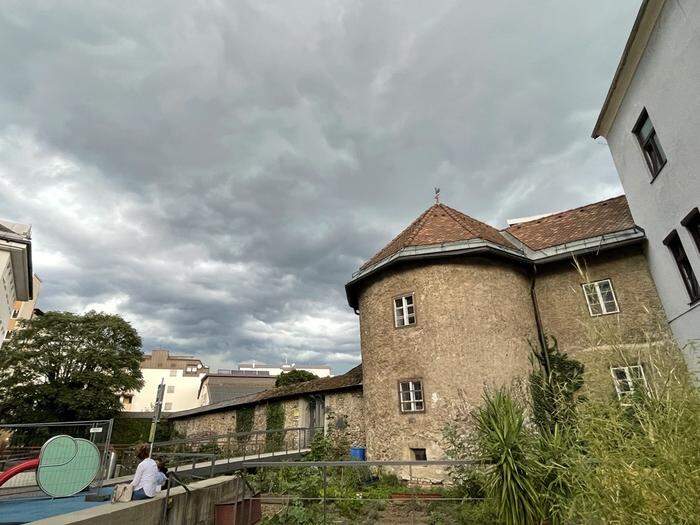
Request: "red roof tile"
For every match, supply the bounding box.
[360,204,515,270]
[504,195,636,251]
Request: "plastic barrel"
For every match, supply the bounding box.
[349,447,366,461]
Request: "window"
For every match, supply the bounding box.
[663,230,700,303]
[394,294,416,327]
[410,447,427,461]
[399,380,424,413]
[11,309,19,318]
[610,365,648,402]
[681,208,700,253]
[167,385,175,393]
[582,279,619,316]
[169,369,178,377]
[633,108,667,178]
[4,330,12,340]
[164,402,173,411]
[122,395,133,406]
[185,365,198,373]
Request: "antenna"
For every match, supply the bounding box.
[434,187,441,204]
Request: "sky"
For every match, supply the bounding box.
[0,1,639,374]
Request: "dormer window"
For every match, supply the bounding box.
[394,294,416,327]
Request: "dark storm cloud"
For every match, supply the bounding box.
[0,1,638,372]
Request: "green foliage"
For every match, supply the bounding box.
[473,388,542,525]
[112,417,173,444]
[235,406,254,445]
[0,311,144,423]
[265,402,285,451]
[529,336,584,432]
[275,369,319,387]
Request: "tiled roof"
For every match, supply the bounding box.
[504,195,635,251]
[361,204,515,270]
[170,364,362,419]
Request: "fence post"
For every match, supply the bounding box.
[322,465,327,525]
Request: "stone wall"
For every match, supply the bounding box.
[534,245,670,352]
[172,411,236,439]
[325,389,365,447]
[357,257,537,464]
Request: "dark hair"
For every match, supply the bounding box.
[136,444,150,460]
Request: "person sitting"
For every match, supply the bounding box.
[155,458,168,490]
[130,445,159,500]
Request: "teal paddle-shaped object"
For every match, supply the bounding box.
[37,435,101,498]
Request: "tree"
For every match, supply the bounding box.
[275,369,318,387]
[0,311,144,423]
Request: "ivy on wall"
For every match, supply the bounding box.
[235,406,254,445]
[265,402,285,452]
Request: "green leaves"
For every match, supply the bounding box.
[0,310,144,423]
[275,369,319,387]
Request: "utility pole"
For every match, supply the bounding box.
[149,379,166,457]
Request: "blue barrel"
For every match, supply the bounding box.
[350,447,366,461]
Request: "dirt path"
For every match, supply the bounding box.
[376,501,430,524]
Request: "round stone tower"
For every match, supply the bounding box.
[345,203,537,463]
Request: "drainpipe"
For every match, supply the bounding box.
[529,265,551,377]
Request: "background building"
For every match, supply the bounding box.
[592,0,700,377]
[120,348,209,413]
[237,362,332,378]
[198,370,276,406]
[0,220,33,347]
[5,274,42,343]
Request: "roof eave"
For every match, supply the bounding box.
[592,0,666,139]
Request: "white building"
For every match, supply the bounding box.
[592,0,700,377]
[120,348,209,413]
[0,220,33,347]
[237,361,332,378]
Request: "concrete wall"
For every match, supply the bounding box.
[357,258,537,463]
[605,0,700,376]
[32,476,245,525]
[535,245,669,351]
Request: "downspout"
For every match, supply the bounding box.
[529,265,551,377]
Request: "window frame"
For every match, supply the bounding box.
[393,293,416,328]
[610,365,648,403]
[164,402,173,411]
[632,108,667,180]
[663,230,700,304]
[581,279,620,316]
[681,208,700,254]
[167,385,175,394]
[398,379,425,414]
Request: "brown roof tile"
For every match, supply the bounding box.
[170,364,363,419]
[504,195,636,251]
[360,203,515,270]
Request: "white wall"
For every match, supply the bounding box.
[125,368,207,413]
[0,251,16,345]
[606,0,700,375]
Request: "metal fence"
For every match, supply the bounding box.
[0,419,114,500]
[237,459,485,525]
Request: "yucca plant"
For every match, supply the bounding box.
[473,388,543,525]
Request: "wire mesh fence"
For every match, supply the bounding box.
[0,419,113,500]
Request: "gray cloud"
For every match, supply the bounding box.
[0,1,638,372]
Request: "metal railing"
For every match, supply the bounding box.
[238,459,485,525]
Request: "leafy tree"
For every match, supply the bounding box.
[275,369,318,387]
[0,311,144,423]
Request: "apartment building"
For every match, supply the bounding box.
[0,220,33,347]
[592,0,700,376]
[120,348,209,413]
[237,362,332,378]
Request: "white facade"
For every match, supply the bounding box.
[237,362,332,378]
[122,367,208,413]
[0,221,33,347]
[593,0,700,376]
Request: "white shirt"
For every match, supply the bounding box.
[131,458,159,497]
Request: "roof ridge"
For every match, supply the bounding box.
[508,194,626,229]
[438,203,481,238]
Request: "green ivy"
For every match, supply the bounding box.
[235,406,254,445]
[265,402,285,452]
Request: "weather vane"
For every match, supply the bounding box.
[434,187,440,204]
